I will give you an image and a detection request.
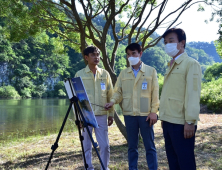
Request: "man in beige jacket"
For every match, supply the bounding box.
[159,28,202,170]
[105,43,159,170]
[75,45,114,170]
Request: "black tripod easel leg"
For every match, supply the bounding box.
[45,102,73,170]
[74,103,88,169]
[45,96,105,170]
[72,96,106,170]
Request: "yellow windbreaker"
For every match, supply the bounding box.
[110,62,159,116]
[75,65,114,117]
[159,52,202,125]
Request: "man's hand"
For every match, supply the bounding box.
[184,122,195,139]
[108,116,114,126]
[146,113,158,127]
[104,102,114,110]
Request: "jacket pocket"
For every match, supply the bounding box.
[140,97,149,113]
[122,95,132,112]
[122,78,134,93]
[82,77,94,90]
[167,97,184,118]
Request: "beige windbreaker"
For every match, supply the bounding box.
[75,65,114,117]
[159,52,202,125]
[110,62,159,116]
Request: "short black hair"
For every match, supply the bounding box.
[83,45,100,56]
[125,43,142,53]
[162,28,186,48]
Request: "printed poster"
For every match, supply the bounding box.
[71,77,98,128]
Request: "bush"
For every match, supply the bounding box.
[43,90,53,97]
[58,89,66,97]
[32,84,47,98]
[54,81,66,97]
[204,63,222,81]
[0,86,20,98]
[200,78,222,112]
[20,87,32,98]
[42,92,48,98]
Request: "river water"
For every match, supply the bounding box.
[0,99,75,142]
[0,98,122,142]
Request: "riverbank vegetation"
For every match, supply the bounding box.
[0,13,219,100]
[1,2,221,110]
[0,114,221,170]
[201,63,222,112]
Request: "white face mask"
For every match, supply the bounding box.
[128,56,140,65]
[165,43,179,57]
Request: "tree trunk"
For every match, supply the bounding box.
[114,110,127,140]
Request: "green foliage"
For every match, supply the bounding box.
[0,1,220,100]
[14,76,34,95]
[115,44,127,75]
[105,35,127,75]
[32,84,47,98]
[142,46,171,75]
[58,89,66,97]
[66,48,85,78]
[200,78,222,112]
[215,40,222,58]
[20,87,32,98]
[0,0,84,52]
[188,41,222,63]
[157,74,164,98]
[0,85,20,98]
[186,45,214,65]
[54,81,66,97]
[0,31,70,98]
[204,63,222,81]
[43,81,67,98]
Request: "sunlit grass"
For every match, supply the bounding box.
[0,114,222,169]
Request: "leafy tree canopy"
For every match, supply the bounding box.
[0,0,213,139]
[204,62,222,81]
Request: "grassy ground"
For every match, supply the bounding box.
[0,114,222,170]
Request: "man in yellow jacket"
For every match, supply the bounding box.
[159,28,202,170]
[75,46,114,170]
[105,43,159,170]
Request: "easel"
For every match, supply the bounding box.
[45,79,105,170]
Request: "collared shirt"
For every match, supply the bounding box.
[75,65,114,117]
[168,52,185,67]
[132,63,142,77]
[175,52,184,60]
[111,62,159,116]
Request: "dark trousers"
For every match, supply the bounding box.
[124,116,158,170]
[162,121,197,170]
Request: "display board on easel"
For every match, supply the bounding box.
[63,77,98,128]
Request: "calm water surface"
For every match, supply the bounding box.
[0,98,75,142]
[0,98,122,142]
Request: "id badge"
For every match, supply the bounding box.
[142,79,147,90]
[101,81,106,90]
